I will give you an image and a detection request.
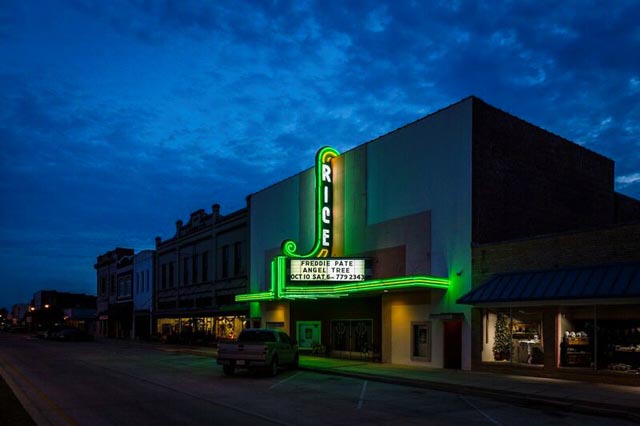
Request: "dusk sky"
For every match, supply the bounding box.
[1,1,639,309]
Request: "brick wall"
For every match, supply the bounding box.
[615,192,640,223]
[472,222,640,287]
[472,98,616,244]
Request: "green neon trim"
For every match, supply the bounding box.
[285,276,450,295]
[282,146,339,258]
[271,258,277,298]
[235,275,450,302]
[277,256,286,298]
[236,292,275,302]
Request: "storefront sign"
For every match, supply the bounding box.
[289,258,370,281]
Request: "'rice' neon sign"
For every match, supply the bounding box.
[282,146,338,258]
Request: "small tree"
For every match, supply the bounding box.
[493,312,511,361]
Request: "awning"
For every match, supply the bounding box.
[458,262,640,305]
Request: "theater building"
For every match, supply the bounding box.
[237,96,640,372]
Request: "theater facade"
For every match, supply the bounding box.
[236,96,640,374]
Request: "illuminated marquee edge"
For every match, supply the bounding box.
[236,264,450,302]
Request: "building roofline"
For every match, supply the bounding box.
[248,95,478,199]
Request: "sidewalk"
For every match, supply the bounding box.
[155,344,640,422]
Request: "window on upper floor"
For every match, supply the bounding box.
[202,251,208,282]
[222,245,231,278]
[192,254,198,284]
[161,264,167,290]
[169,262,175,287]
[234,242,245,275]
[183,258,189,285]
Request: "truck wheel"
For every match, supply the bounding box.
[269,357,278,376]
[223,365,235,376]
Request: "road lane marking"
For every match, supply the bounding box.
[270,371,303,390]
[357,380,368,410]
[0,352,80,426]
[459,395,502,425]
[78,360,297,426]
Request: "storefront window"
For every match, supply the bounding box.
[597,305,640,372]
[559,306,594,368]
[215,316,246,340]
[156,316,245,343]
[561,305,640,372]
[483,308,544,365]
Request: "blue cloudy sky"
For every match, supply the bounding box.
[1,0,639,309]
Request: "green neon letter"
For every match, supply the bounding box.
[282,146,339,258]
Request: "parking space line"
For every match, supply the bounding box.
[459,395,502,425]
[270,371,303,390]
[357,380,368,410]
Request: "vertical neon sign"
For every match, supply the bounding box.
[282,146,339,258]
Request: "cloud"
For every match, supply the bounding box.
[1,0,640,308]
[616,173,640,186]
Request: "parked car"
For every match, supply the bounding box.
[44,325,73,340]
[217,328,298,376]
[51,327,94,342]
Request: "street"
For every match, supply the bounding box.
[0,333,633,426]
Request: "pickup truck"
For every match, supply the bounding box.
[217,328,299,376]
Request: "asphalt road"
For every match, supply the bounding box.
[0,333,633,426]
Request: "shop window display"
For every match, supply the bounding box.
[156,316,246,344]
[559,307,594,368]
[596,305,640,373]
[560,305,640,374]
[598,319,640,372]
[484,309,544,365]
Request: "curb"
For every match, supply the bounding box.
[154,346,640,423]
[298,366,640,423]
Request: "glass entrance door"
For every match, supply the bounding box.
[331,319,373,353]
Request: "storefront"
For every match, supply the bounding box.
[156,314,247,343]
[459,262,640,382]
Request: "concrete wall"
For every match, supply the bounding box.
[364,99,473,369]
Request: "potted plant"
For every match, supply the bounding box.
[493,312,511,361]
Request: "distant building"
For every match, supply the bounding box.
[33,290,95,310]
[154,204,249,343]
[133,249,155,340]
[94,248,134,338]
[27,290,96,332]
[10,303,29,326]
